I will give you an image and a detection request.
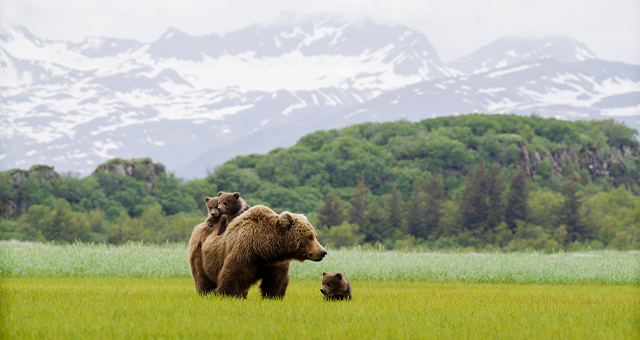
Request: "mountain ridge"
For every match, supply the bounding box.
[1,18,638,179]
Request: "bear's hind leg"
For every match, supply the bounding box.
[190,243,215,294]
[194,274,215,295]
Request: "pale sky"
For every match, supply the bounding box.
[1,0,639,65]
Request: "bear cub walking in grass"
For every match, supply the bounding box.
[321,272,352,301]
[216,191,251,235]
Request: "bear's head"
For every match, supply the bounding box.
[278,211,327,262]
[204,196,221,219]
[320,272,347,297]
[217,191,244,215]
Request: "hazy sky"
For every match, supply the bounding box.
[1,0,639,64]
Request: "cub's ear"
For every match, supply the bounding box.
[323,272,327,277]
[204,197,211,203]
[217,191,224,197]
[233,192,240,199]
[335,273,342,280]
[278,212,293,229]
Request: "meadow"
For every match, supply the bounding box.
[1,241,639,339]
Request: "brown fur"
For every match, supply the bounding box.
[188,196,221,294]
[216,191,251,235]
[198,205,327,298]
[321,272,352,301]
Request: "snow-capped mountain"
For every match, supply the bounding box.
[180,59,640,178]
[0,17,458,176]
[1,16,639,179]
[340,58,640,122]
[447,37,597,75]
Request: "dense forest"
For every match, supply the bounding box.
[2,114,639,252]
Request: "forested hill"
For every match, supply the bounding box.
[2,114,639,251]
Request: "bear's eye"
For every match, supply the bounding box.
[223,202,227,205]
[308,236,314,241]
[327,283,331,287]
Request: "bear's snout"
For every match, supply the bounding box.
[320,288,326,295]
[309,249,327,262]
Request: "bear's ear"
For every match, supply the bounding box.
[233,192,240,199]
[335,273,342,280]
[278,212,293,229]
[204,197,211,203]
[217,191,223,197]
[323,272,327,276]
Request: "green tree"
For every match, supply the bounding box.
[560,179,585,242]
[485,163,505,233]
[138,204,170,243]
[522,124,535,143]
[152,173,192,215]
[317,190,345,228]
[317,221,363,248]
[407,177,428,239]
[40,203,90,242]
[458,162,489,245]
[348,172,368,227]
[505,164,529,231]
[423,170,445,239]
[386,183,406,235]
[23,171,54,207]
[16,205,50,242]
[362,196,390,243]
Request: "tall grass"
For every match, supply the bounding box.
[1,278,638,339]
[1,241,638,284]
[293,248,640,284]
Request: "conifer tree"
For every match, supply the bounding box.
[41,203,67,241]
[459,162,489,235]
[318,190,345,228]
[386,183,405,234]
[407,177,428,239]
[362,196,390,243]
[485,163,505,232]
[348,172,368,228]
[505,164,528,231]
[424,170,444,239]
[560,179,585,242]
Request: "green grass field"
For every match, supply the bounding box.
[1,278,637,339]
[1,241,638,339]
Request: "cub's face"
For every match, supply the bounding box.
[204,197,221,218]
[217,191,242,215]
[320,272,346,297]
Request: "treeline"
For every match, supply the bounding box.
[1,114,639,251]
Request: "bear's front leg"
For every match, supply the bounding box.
[258,263,290,299]
[216,256,256,298]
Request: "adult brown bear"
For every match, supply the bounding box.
[194,205,327,298]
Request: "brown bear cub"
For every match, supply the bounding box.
[204,196,221,227]
[216,191,250,235]
[321,272,352,301]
